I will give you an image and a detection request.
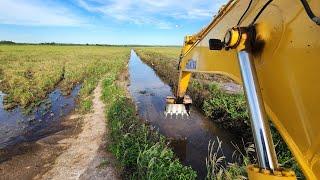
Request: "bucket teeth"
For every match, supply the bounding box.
[164,104,189,118]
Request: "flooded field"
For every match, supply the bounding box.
[0,45,130,150]
[0,85,81,149]
[128,50,238,178]
[0,46,131,179]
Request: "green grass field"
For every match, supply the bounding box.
[0,45,130,111]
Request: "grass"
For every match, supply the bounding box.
[206,138,253,180]
[135,47,304,179]
[101,73,197,179]
[0,45,196,179]
[0,45,130,112]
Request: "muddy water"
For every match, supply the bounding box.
[128,50,238,179]
[0,85,81,149]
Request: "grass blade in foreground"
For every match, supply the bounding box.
[102,75,197,179]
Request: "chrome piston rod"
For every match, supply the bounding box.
[237,51,278,170]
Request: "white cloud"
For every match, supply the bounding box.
[76,0,226,29]
[0,0,85,26]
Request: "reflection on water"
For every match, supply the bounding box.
[0,85,81,149]
[128,50,238,179]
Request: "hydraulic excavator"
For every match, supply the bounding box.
[165,0,320,179]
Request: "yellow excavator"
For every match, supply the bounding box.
[165,0,320,179]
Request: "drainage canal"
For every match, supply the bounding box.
[128,50,239,179]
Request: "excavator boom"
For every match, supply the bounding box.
[168,0,320,179]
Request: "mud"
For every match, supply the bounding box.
[38,82,119,180]
[0,113,83,179]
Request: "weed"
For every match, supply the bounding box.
[80,98,93,112]
[206,138,254,180]
[203,83,250,135]
[206,138,227,179]
[98,159,110,168]
[204,84,248,121]
[102,73,196,179]
[271,125,305,179]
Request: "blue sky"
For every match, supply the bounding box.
[0,0,227,45]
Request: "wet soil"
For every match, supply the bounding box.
[128,50,239,179]
[0,113,83,179]
[39,82,119,180]
[0,85,83,179]
[0,82,119,179]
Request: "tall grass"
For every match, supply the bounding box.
[206,138,253,180]
[101,75,197,179]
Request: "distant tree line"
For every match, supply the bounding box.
[0,40,180,47]
[0,40,16,44]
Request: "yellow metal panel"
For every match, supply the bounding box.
[247,165,296,179]
[180,0,320,179]
[177,71,192,97]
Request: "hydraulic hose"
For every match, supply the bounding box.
[299,0,320,25]
[239,0,320,26]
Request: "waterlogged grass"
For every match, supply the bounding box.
[101,75,197,179]
[0,45,130,112]
[135,47,304,179]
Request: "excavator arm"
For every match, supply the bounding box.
[167,0,320,179]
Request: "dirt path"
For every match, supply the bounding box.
[0,81,120,180]
[36,82,119,180]
[0,112,83,179]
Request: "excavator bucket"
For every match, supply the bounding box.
[164,96,192,118]
[165,104,189,118]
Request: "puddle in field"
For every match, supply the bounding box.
[0,84,81,149]
[128,50,239,179]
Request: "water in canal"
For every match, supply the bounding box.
[128,50,238,179]
[0,84,81,149]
